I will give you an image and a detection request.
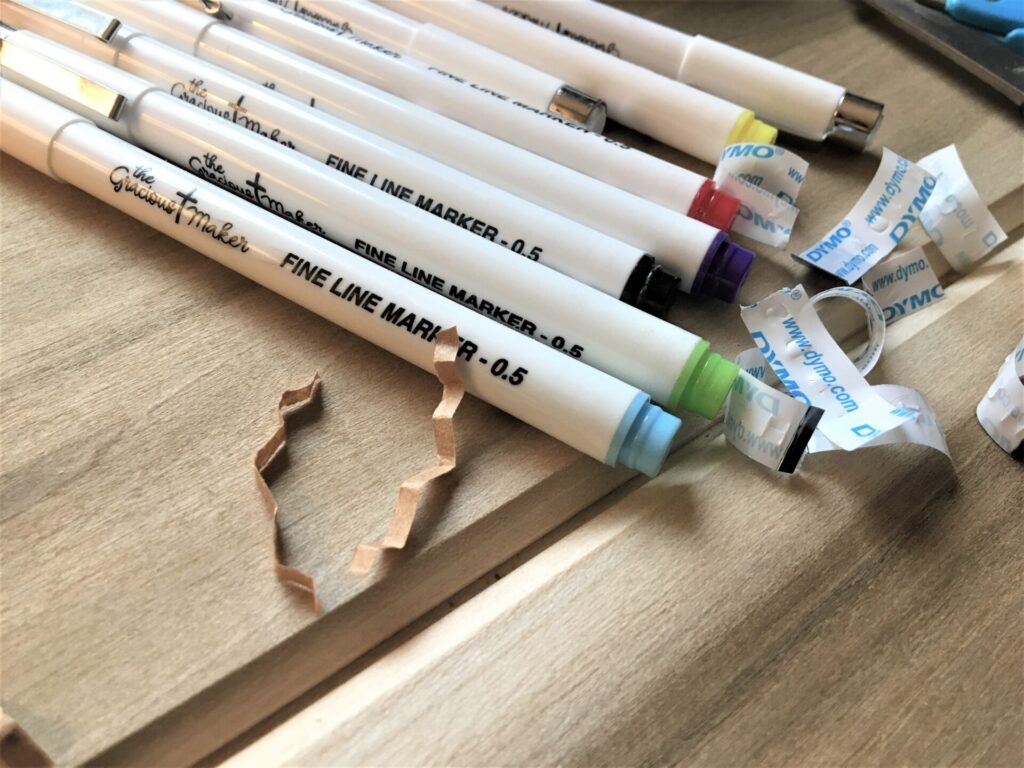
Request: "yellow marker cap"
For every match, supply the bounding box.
[727,109,778,146]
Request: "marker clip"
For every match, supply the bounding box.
[548,85,607,132]
[183,0,234,21]
[6,0,121,41]
[0,34,125,119]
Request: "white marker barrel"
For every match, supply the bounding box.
[2,31,740,417]
[487,0,882,147]
[76,0,752,296]
[0,3,678,314]
[294,0,605,129]
[373,0,778,163]
[0,78,680,475]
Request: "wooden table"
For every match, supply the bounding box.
[1,2,1021,766]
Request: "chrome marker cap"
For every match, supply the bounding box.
[548,85,607,132]
[830,92,885,151]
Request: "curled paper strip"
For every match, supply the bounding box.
[809,286,886,375]
[0,710,53,768]
[977,336,1024,459]
[738,285,949,458]
[724,370,823,474]
[714,143,808,247]
[351,326,465,574]
[918,145,1008,272]
[795,148,936,283]
[739,286,885,384]
[254,372,322,613]
[812,384,949,457]
[862,246,945,325]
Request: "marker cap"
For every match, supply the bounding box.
[687,179,740,231]
[620,255,680,317]
[692,231,755,303]
[727,109,778,146]
[669,340,739,418]
[611,395,681,477]
[638,266,681,318]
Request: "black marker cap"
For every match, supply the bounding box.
[620,256,680,317]
[638,265,681,318]
[778,405,825,474]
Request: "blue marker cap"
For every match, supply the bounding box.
[608,394,681,476]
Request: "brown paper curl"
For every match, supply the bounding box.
[254,327,465,607]
[254,372,323,612]
[350,326,465,574]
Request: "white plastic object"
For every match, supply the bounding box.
[1,30,709,409]
[0,77,681,474]
[297,0,573,118]
[489,0,851,141]
[373,0,773,163]
[76,0,733,291]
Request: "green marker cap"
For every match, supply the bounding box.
[668,340,739,418]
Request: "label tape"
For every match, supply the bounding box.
[736,285,949,459]
[977,336,1024,459]
[715,143,808,248]
[862,246,945,325]
[724,370,823,474]
[811,384,949,457]
[794,149,936,284]
[918,145,1008,272]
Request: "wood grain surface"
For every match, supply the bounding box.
[0,1,1021,766]
[226,243,1024,768]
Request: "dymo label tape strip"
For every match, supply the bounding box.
[919,145,1008,272]
[794,149,935,283]
[977,336,1024,459]
[795,144,1005,284]
[735,284,949,461]
[714,143,808,248]
[724,370,823,474]
[862,246,945,325]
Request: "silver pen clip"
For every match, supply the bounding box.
[182,0,233,21]
[0,34,125,118]
[5,0,121,42]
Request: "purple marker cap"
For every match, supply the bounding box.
[692,232,756,303]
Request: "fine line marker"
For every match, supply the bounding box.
[75,0,753,296]
[1,30,741,418]
[266,0,607,130]
[2,0,685,316]
[487,0,885,149]
[169,0,748,213]
[372,0,779,165]
[0,77,684,476]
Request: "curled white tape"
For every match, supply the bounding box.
[714,143,808,248]
[977,337,1024,458]
[809,286,885,376]
[794,148,936,284]
[733,284,949,460]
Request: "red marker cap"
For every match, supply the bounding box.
[687,179,740,232]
